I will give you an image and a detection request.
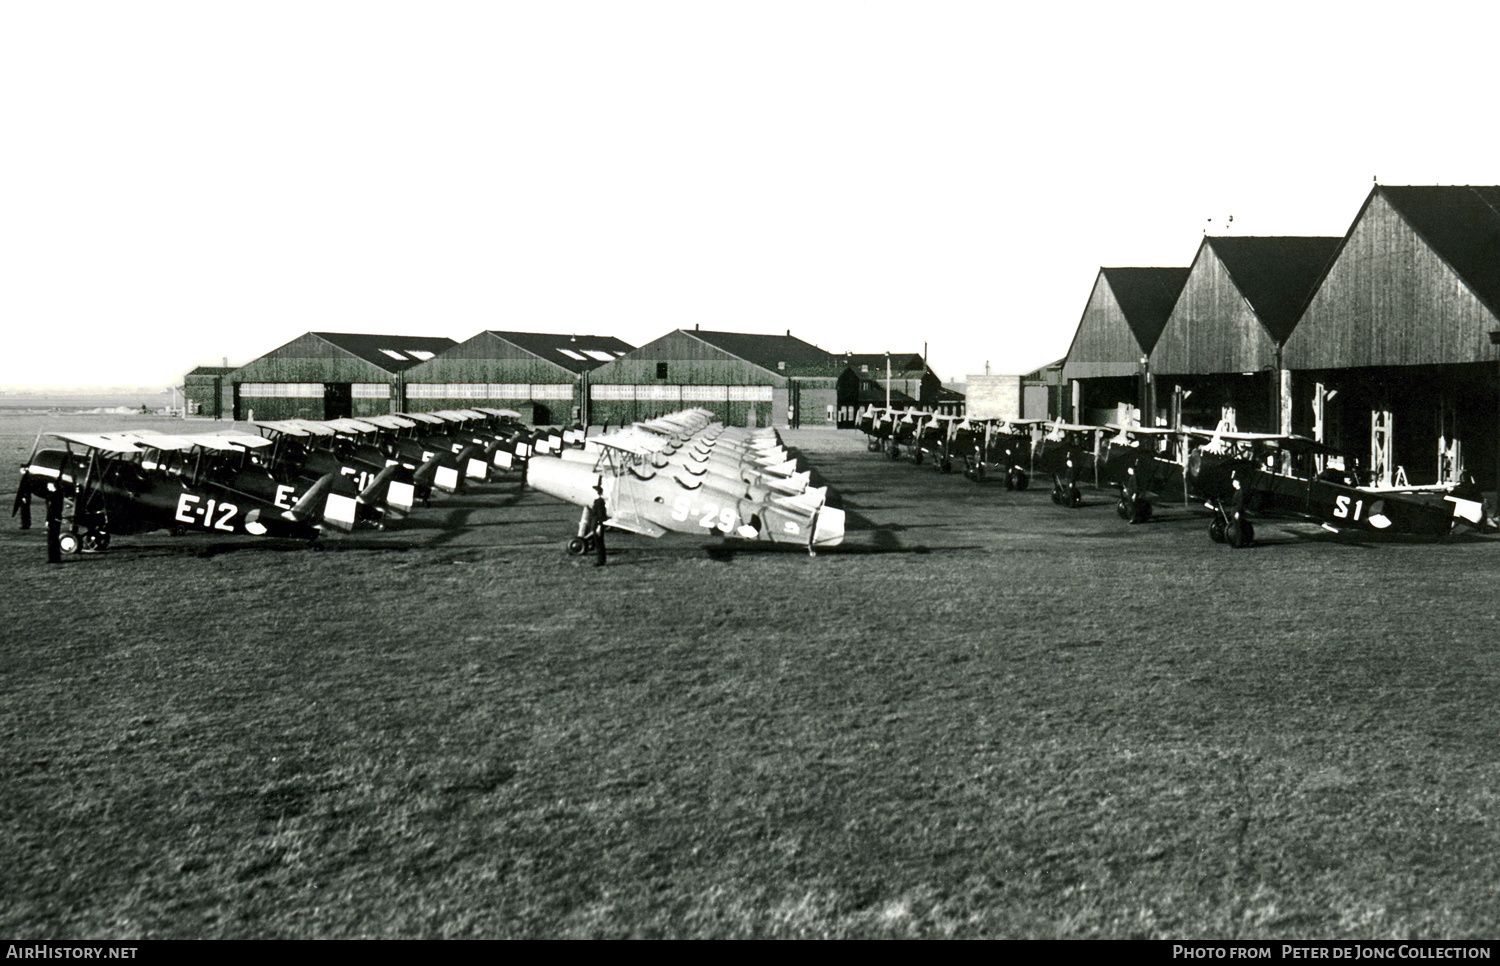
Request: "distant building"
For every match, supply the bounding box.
[230,332,457,421]
[183,365,236,419]
[586,327,846,428]
[402,330,633,425]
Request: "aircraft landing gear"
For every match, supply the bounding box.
[81,530,110,553]
[886,444,901,461]
[939,457,952,474]
[1225,519,1255,548]
[57,532,82,555]
[1208,517,1227,543]
[1117,497,1152,524]
[1007,468,1028,491]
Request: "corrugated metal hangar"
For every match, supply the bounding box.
[200,325,955,430]
[231,332,458,421]
[402,330,634,425]
[585,328,847,428]
[184,365,235,419]
[1060,183,1500,490]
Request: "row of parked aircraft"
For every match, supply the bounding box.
[10,408,579,557]
[524,408,845,557]
[857,405,1489,547]
[11,406,846,560]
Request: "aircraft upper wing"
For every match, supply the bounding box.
[47,432,147,454]
[396,411,446,424]
[255,420,333,437]
[359,414,417,430]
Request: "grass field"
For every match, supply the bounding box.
[4,418,1500,938]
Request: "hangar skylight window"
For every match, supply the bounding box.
[583,350,615,361]
[558,349,587,361]
[380,349,409,360]
[407,350,436,360]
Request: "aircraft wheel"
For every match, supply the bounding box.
[913,450,924,466]
[1067,486,1083,508]
[58,532,82,555]
[1226,519,1255,548]
[1209,518,1228,544]
[887,445,900,461]
[81,531,109,553]
[566,537,588,556]
[1050,483,1062,505]
[1116,498,1133,521]
[940,459,952,474]
[971,462,985,482]
[1012,470,1029,491]
[867,439,880,452]
[1133,499,1152,524]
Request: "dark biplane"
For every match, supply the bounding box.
[1185,429,1486,548]
[954,418,1033,489]
[1030,420,1107,507]
[13,432,331,555]
[1095,424,1188,524]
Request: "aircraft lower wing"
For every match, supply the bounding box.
[603,514,667,538]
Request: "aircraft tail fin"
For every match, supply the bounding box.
[357,463,400,504]
[285,472,337,524]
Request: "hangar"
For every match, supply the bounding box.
[1284,184,1500,487]
[1147,235,1341,433]
[1060,267,1190,425]
[402,330,633,425]
[183,365,235,420]
[230,332,457,421]
[586,328,844,428]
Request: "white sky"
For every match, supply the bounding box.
[4,1,1498,388]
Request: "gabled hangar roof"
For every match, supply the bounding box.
[311,332,459,372]
[1201,237,1342,345]
[1101,267,1191,352]
[687,329,837,368]
[484,330,635,374]
[1376,185,1500,318]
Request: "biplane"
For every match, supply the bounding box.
[13,432,330,554]
[1184,429,1486,547]
[955,418,1034,490]
[1095,424,1188,524]
[1030,420,1107,507]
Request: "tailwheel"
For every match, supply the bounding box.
[1209,518,1228,544]
[57,532,82,555]
[81,531,110,553]
[566,537,589,556]
[1226,519,1255,548]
